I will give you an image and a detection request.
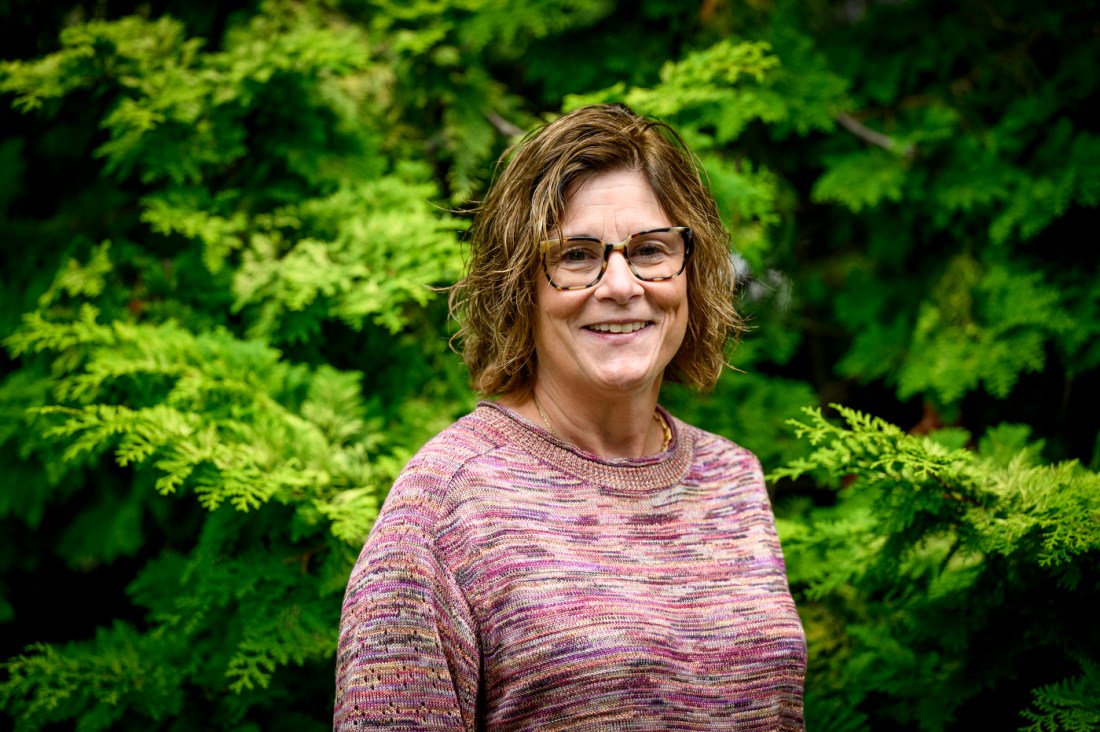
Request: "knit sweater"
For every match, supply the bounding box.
[334,402,806,731]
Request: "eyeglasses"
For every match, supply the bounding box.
[540,226,693,290]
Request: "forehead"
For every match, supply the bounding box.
[560,169,671,234]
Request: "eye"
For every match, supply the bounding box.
[629,239,672,261]
[562,246,599,262]
[549,240,603,269]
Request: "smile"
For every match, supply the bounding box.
[586,321,649,334]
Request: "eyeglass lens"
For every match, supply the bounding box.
[543,228,689,289]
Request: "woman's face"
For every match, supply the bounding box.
[533,168,689,400]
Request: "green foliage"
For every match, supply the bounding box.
[2,0,1098,729]
[565,38,780,120]
[350,0,613,201]
[2,624,183,731]
[1020,660,1100,732]
[230,172,466,340]
[812,148,908,211]
[0,1,472,727]
[1,292,401,724]
[773,407,1100,729]
[896,259,1072,404]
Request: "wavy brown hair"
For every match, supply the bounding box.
[450,103,741,398]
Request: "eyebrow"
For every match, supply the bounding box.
[557,226,670,240]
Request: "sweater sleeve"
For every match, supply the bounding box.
[334,488,480,731]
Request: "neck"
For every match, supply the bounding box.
[506,378,668,458]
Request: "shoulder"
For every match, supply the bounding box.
[674,416,762,470]
[399,410,505,485]
[669,416,770,497]
[372,405,514,530]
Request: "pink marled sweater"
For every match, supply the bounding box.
[335,402,806,730]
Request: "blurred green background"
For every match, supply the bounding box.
[1,0,1097,729]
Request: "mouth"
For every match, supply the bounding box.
[584,321,650,334]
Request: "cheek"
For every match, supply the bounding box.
[666,284,690,350]
[535,282,584,321]
[532,286,583,350]
[666,280,689,321]
[532,280,556,334]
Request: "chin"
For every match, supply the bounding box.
[592,370,661,393]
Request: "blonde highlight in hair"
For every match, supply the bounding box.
[450,103,741,397]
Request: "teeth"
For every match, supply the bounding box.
[589,322,647,333]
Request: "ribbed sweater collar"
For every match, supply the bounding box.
[474,400,694,493]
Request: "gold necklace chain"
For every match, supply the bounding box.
[655,408,673,451]
[533,393,672,452]
[532,392,558,436]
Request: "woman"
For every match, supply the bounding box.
[334,104,806,730]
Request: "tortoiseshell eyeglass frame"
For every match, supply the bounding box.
[539,226,693,291]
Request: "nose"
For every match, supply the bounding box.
[594,250,643,302]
